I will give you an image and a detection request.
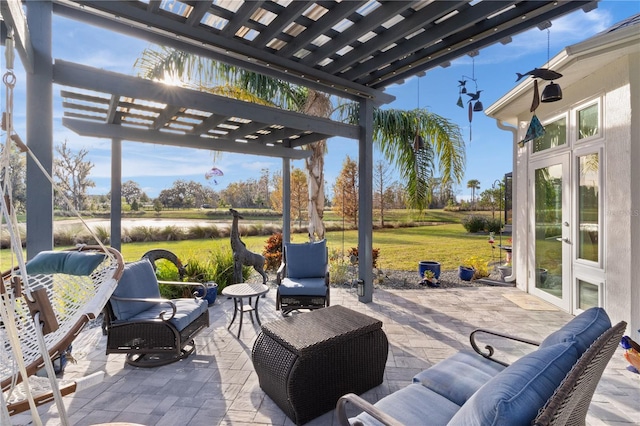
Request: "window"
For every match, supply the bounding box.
[534,116,566,153]
[578,280,599,310]
[578,103,599,140]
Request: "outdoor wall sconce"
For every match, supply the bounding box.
[357,279,364,297]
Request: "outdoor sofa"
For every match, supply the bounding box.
[337,307,625,425]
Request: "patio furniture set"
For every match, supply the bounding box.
[3,241,624,425]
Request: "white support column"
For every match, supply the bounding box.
[111,139,122,251]
[25,0,53,258]
[358,99,374,303]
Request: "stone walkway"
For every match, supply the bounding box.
[11,286,640,425]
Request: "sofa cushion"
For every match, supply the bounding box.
[353,383,460,426]
[540,307,611,354]
[110,259,161,321]
[26,250,106,276]
[285,240,327,279]
[413,350,506,406]
[279,277,327,296]
[130,298,208,331]
[448,341,579,426]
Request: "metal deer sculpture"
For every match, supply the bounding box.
[229,208,268,284]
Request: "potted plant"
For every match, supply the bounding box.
[458,265,475,281]
[418,260,441,282]
[421,269,439,288]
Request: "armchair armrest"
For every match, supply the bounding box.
[109,295,177,321]
[157,280,206,299]
[470,329,541,367]
[336,393,403,426]
[276,262,286,285]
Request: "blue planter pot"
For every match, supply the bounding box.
[458,266,475,281]
[419,261,441,280]
[195,282,218,306]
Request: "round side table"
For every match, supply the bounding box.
[222,283,269,337]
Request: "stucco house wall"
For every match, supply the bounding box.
[487,20,639,340]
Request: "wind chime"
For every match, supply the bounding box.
[456,51,483,142]
[518,24,563,147]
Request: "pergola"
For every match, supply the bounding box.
[1,0,598,303]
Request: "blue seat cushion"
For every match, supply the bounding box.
[285,240,327,279]
[540,307,611,354]
[353,384,461,426]
[278,277,327,296]
[26,250,106,276]
[129,298,208,331]
[413,350,506,406]
[448,341,579,426]
[110,259,161,321]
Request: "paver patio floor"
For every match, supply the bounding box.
[12,286,639,425]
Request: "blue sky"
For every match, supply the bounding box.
[3,1,639,201]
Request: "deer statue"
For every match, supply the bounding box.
[229,208,268,284]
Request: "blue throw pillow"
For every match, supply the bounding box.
[110,259,161,320]
[285,240,327,279]
[26,250,106,276]
[540,307,611,354]
[448,341,579,426]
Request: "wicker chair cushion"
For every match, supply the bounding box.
[110,259,161,320]
[278,277,328,296]
[285,240,326,279]
[353,383,460,426]
[448,341,578,426]
[412,350,506,406]
[540,306,611,354]
[26,250,106,276]
[129,298,208,331]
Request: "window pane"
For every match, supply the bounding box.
[534,117,566,153]
[578,153,599,262]
[578,104,598,139]
[534,164,563,297]
[578,280,598,310]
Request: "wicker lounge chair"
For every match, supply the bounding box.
[337,307,626,425]
[276,239,330,316]
[103,253,209,367]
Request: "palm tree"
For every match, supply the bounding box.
[467,179,481,209]
[135,48,466,239]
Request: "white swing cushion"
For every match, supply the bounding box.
[26,250,106,276]
[110,259,161,321]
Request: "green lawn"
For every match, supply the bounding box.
[2,210,504,272]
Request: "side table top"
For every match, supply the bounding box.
[222,282,269,298]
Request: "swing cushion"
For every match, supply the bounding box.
[110,259,161,321]
[26,250,106,276]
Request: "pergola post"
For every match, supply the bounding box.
[25,0,53,259]
[110,138,122,251]
[358,98,374,303]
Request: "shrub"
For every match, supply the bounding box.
[93,225,110,244]
[263,233,283,271]
[206,248,250,294]
[348,247,380,269]
[462,215,487,233]
[159,225,186,241]
[187,224,220,239]
[485,218,503,234]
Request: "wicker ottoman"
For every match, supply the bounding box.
[251,305,388,425]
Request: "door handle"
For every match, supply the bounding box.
[562,238,571,244]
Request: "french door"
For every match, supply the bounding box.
[529,149,603,313]
[530,154,571,311]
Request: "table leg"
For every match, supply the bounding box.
[237,297,244,337]
[228,297,239,331]
[254,296,262,326]
[248,297,255,324]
